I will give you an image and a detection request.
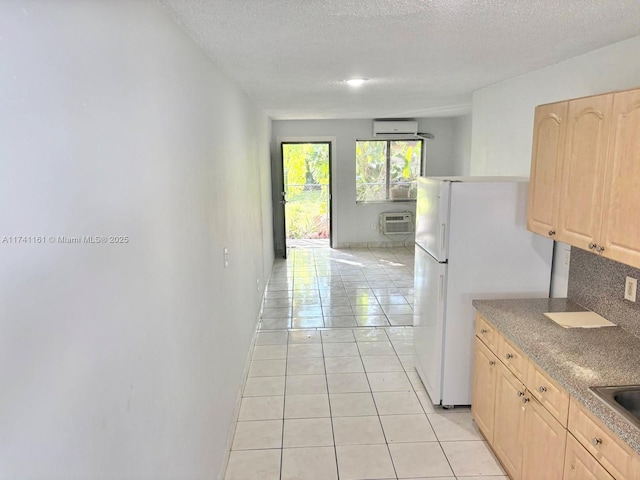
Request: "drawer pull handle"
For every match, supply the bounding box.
[480,328,488,334]
[488,360,496,366]
[538,386,547,393]
[505,353,514,359]
[592,437,602,446]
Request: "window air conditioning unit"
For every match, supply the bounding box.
[380,212,413,235]
[373,120,418,136]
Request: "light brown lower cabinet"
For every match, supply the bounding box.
[564,434,614,480]
[493,362,526,479]
[568,398,636,479]
[473,313,640,480]
[490,360,567,480]
[521,394,567,480]
[471,338,497,442]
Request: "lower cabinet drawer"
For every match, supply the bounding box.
[476,313,498,352]
[568,399,631,479]
[564,434,614,480]
[498,334,527,381]
[526,361,570,427]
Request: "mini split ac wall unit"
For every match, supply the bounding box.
[372,120,418,136]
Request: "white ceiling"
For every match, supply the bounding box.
[160,0,640,120]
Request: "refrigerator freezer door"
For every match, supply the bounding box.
[413,245,447,404]
[415,177,450,262]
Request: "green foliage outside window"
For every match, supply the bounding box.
[356,140,422,202]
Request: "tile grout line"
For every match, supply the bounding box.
[355,336,400,480]
[319,325,341,480]
[278,288,292,480]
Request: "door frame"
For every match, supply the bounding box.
[274,137,336,258]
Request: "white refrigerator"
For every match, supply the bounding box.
[413,176,553,407]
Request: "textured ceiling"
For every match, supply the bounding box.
[159,0,640,119]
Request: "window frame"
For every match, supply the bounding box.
[355,138,425,204]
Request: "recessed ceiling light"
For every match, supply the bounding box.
[346,78,367,87]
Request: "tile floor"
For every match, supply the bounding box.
[225,247,507,480]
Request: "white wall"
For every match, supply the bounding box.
[271,118,457,249]
[451,114,472,176]
[0,1,273,479]
[470,35,640,176]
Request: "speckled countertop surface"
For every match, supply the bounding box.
[473,298,640,455]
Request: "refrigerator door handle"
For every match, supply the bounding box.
[438,275,444,300]
[440,224,446,250]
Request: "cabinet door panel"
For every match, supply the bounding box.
[564,434,614,480]
[472,338,498,442]
[528,102,568,237]
[493,362,526,479]
[557,94,613,248]
[600,89,640,268]
[522,397,566,480]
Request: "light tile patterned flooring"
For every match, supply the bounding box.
[225,247,507,480]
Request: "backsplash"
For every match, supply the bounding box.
[568,247,640,338]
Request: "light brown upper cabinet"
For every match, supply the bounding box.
[527,87,640,269]
[527,101,568,238]
[556,94,613,248]
[599,89,640,267]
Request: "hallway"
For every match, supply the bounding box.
[225,248,506,480]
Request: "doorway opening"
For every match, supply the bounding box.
[280,142,331,251]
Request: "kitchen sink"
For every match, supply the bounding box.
[590,385,640,431]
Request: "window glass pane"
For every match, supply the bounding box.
[389,140,421,200]
[356,141,387,202]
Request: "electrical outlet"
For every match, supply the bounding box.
[224,247,229,268]
[370,222,377,230]
[625,276,637,302]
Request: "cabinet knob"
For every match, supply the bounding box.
[588,243,597,249]
[505,353,514,359]
[538,386,547,393]
[592,437,602,446]
[488,360,496,366]
[522,397,530,404]
[596,246,605,253]
[480,328,488,334]
[517,390,525,397]
[548,230,556,236]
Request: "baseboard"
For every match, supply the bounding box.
[334,241,414,248]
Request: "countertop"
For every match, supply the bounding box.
[472,297,640,455]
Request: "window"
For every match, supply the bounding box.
[355,139,423,203]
